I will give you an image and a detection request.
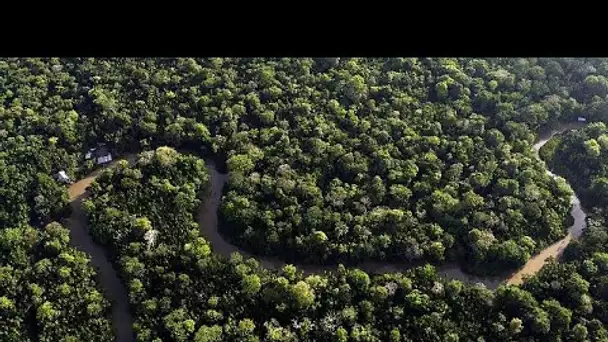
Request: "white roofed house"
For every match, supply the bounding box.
[55,170,72,184]
[578,117,587,122]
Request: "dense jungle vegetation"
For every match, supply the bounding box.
[0,223,113,341]
[541,122,608,211]
[84,146,608,341]
[3,57,608,340]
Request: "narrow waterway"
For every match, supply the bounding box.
[63,124,587,341]
[196,167,504,287]
[506,124,587,285]
[196,123,587,289]
[64,155,137,342]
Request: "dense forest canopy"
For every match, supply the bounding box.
[0,223,113,341]
[541,122,608,210]
[80,147,608,341]
[3,57,608,341]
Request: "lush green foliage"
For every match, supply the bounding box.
[213,57,584,272]
[5,58,608,340]
[85,147,209,252]
[1,57,602,272]
[84,148,608,341]
[0,135,73,228]
[0,223,113,342]
[541,122,608,209]
[536,122,608,341]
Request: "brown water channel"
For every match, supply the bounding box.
[64,124,586,340]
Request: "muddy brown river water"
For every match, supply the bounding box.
[64,124,586,341]
[196,123,587,287]
[505,124,587,285]
[64,156,137,342]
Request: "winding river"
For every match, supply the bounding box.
[63,156,137,342]
[506,123,587,285]
[63,124,587,341]
[197,124,588,288]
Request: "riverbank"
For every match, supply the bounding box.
[195,123,588,288]
[63,154,137,342]
[505,123,587,285]
[63,124,587,341]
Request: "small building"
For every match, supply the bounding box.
[578,117,587,122]
[56,170,71,184]
[85,144,113,165]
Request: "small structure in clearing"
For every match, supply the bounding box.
[578,116,587,122]
[85,144,113,165]
[55,170,72,184]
